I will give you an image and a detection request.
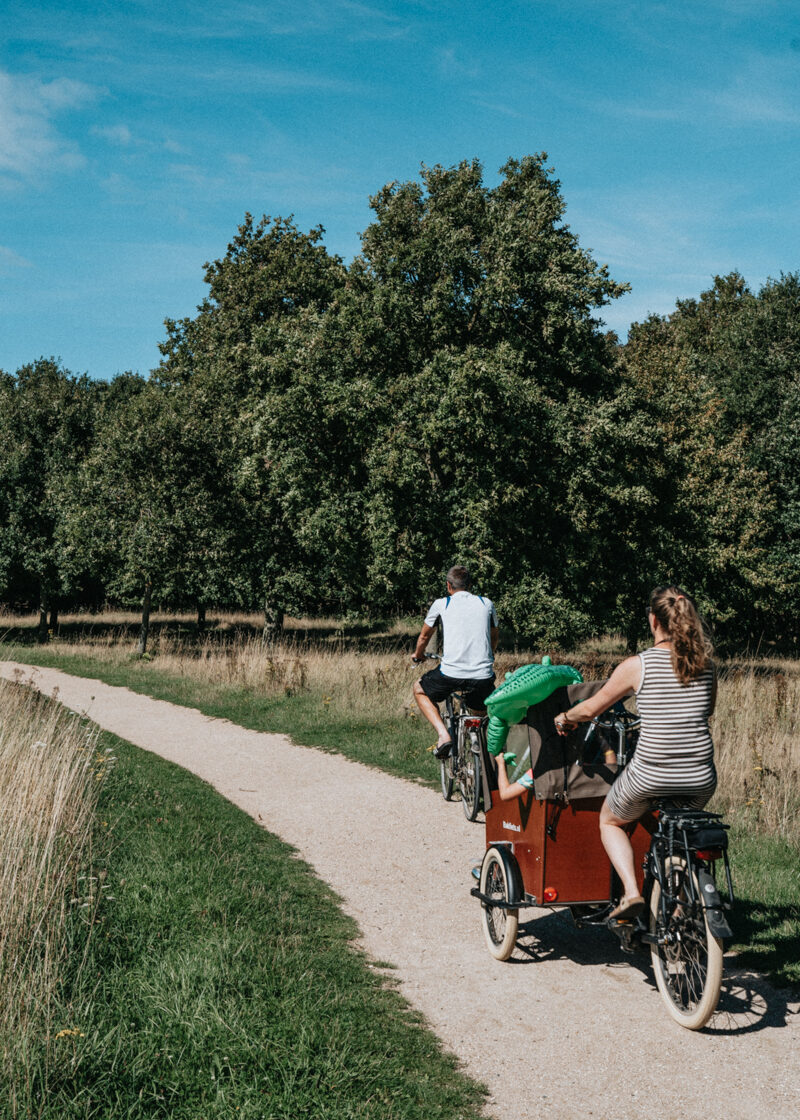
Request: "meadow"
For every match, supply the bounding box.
[0,606,797,1108]
[3,608,797,846]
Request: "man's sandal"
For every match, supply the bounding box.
[433,740,453,760]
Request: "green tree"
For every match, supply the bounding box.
[156,214,350,635]
[618,275,787,647]
[345,155,630,638]
[0,359,97,639]
[58,376,247,653]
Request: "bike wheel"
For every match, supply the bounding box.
[440,753,455,800]
[649,855,724,1030]
[459,729,482,822]
[479,847,519,960]
[439,698,456,802]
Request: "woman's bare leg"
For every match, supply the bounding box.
[599,801,641,901]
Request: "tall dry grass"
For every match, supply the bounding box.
[713,662,800,840]
[6,612,799,842]
[0,676,103,1086]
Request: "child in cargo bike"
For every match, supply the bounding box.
[549,586,717,921]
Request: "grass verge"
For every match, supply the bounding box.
[19,727,487,1119]
[3,646,437,787]
[725,822,800,989]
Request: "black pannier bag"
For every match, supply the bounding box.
[503,681,630,802]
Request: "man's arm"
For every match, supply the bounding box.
[412,622,437,663]
[490,625,498,653]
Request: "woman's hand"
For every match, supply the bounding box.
[554,712,578,736]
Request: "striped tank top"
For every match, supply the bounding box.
[633,646,715,787]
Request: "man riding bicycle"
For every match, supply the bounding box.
[411,566,498,759]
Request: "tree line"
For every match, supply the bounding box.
[1,155,798,653]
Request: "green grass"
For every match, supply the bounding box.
[725,821,800,989]
[10,728,487,1119]
[4,646,438,788]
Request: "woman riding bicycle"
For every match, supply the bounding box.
[553,585,717,920]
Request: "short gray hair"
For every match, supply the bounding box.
[446,566,470,590]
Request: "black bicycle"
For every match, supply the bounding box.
[422,654,487,821]
[581,709,734,1028]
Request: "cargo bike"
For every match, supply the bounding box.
[471,680,735,1030]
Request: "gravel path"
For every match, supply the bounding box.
[3,661,798,1119]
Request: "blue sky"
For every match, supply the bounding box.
[2,0,799,380]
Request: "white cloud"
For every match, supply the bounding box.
[711,55,800,125]
[91,123,133,145]
[0,69,96,180]
[470,97,524,119]
[437,46,481,79]
[0,245,32,272]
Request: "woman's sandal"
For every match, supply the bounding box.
[609,895,645,921]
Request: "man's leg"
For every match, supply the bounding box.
[413,678,451,750]
[462,675,495,714]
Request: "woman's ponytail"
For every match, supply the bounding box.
[649,586,713,683]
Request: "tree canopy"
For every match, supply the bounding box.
[2,157,798,652]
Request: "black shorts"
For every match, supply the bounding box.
[419,667,496,712]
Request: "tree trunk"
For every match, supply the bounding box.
[197,603,206,632]
[37,586,50,644]
[49,603,59,633]
[625,617,640,655]
[263,602,284,642]
[137,580,153,656]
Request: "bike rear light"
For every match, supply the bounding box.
[695,849,722,861]
[463,717,483,729]
[543,886,558,903]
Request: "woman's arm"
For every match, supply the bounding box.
[554,655,641,736]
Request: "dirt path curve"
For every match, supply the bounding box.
[3,662,798,1119]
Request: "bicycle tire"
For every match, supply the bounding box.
[649,855,724,1030]
[440,754,455,800]
[459,728,482,822]
[439,696,457,802]
[479,846,519,960]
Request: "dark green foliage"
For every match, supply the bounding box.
[346,156,630,637]
[620,272,800,648]
[0,359,100,627]
[3,158,800,648]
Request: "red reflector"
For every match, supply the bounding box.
[696,849,722,861]
[463,718,483,729]
[543,887,558,902]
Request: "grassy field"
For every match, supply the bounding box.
[3,608,798,843]
[2,720,487,1119]
[1,607,798,1016]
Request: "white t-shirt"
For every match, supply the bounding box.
[424,591,498,680]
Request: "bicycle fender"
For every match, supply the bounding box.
[484,661,583,755]
[485,844,524,907]
[696,868,733,939]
